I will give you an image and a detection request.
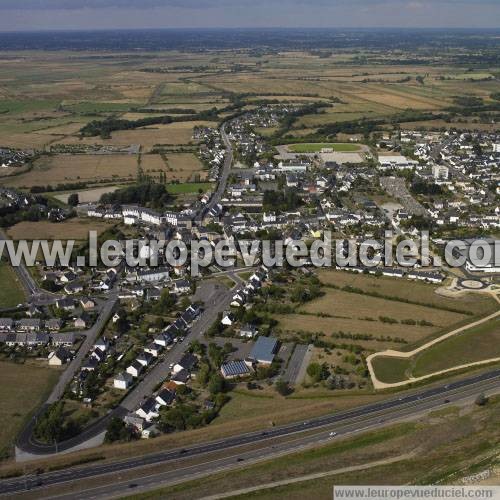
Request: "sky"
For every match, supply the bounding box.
[0,0,499,31]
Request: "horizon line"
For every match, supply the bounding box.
[1,26,500,34]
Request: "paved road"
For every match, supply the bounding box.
[203,123,232,216]
[15,294,118,458]
[0,228,62,306]
[4,369,500,497]
[121,281,239,411]
[15,276,244,458]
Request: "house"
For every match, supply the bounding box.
[221,311,235,326]
[64,281,84,295]
[26,332,49,347]
[91,347,106,363]
[126,361,144,378]
[80,298,96,310]
[51,332,76,346]
[45,318,62,331]
[144,341,162,357]
[248,336,279,365]
[94,337,109,352]
[74,313,91,329]
[81,357,99,372]
[174,353,197,374]
[56,298,75,311]
[123,414,145,432]
[17,318,41,332]
[171,368,189,385]
[239,324,258,339]
[135,398,159,422]
[0,318,14,332]
[141,424,159,439]
[153,332,172,347]
[48,347,72,366]
[221,360,252,379]
[137,267,170,284]
[146,288,162,301]
[155,388,175,407]
[137,351,154,367]
[173,279,191,294]
[114,372,134,390]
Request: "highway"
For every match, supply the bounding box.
[3,368,500,497]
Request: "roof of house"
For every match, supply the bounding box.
[178,353,197,371]
[249,336,279,364]
[115,372,133,383]
[156,389,175,405]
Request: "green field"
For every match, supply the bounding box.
[371,357,411,384]
[166,182,213,194]
[289,143,361,153]
[0,262,26,309]
[372,316,500,384]
[63,102,141,114]
[412,317,500,377]
[0,361,59,458]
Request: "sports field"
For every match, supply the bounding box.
[288,143,361,153]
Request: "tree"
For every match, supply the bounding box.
[115,316,129,335]
[306,362,330,383]
[105,417,135,443]
[33,402,65,443]
[275,378,292,396]
[208,374,225,395]
[197,362,211,386]
[67,193,79,207]
[153,289,176,314]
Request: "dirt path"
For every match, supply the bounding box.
[367,292,500,390]
[202,453,415,500]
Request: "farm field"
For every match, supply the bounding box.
[277,312,444,350]
[53,185,122,204]
[300,288,466,328]
[51,120,216,152]
[0,262,26,308]
[1,154,139,188]
[0,361,59,458]
[317,270,497,316]
[288,143,361,153]
[7,219,117,241]
[161,153,207,182]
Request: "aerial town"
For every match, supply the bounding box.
[0,21,498,500]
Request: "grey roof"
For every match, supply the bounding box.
[115,372,133,383]
[156,389,175,405]
[249,336,279,364]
